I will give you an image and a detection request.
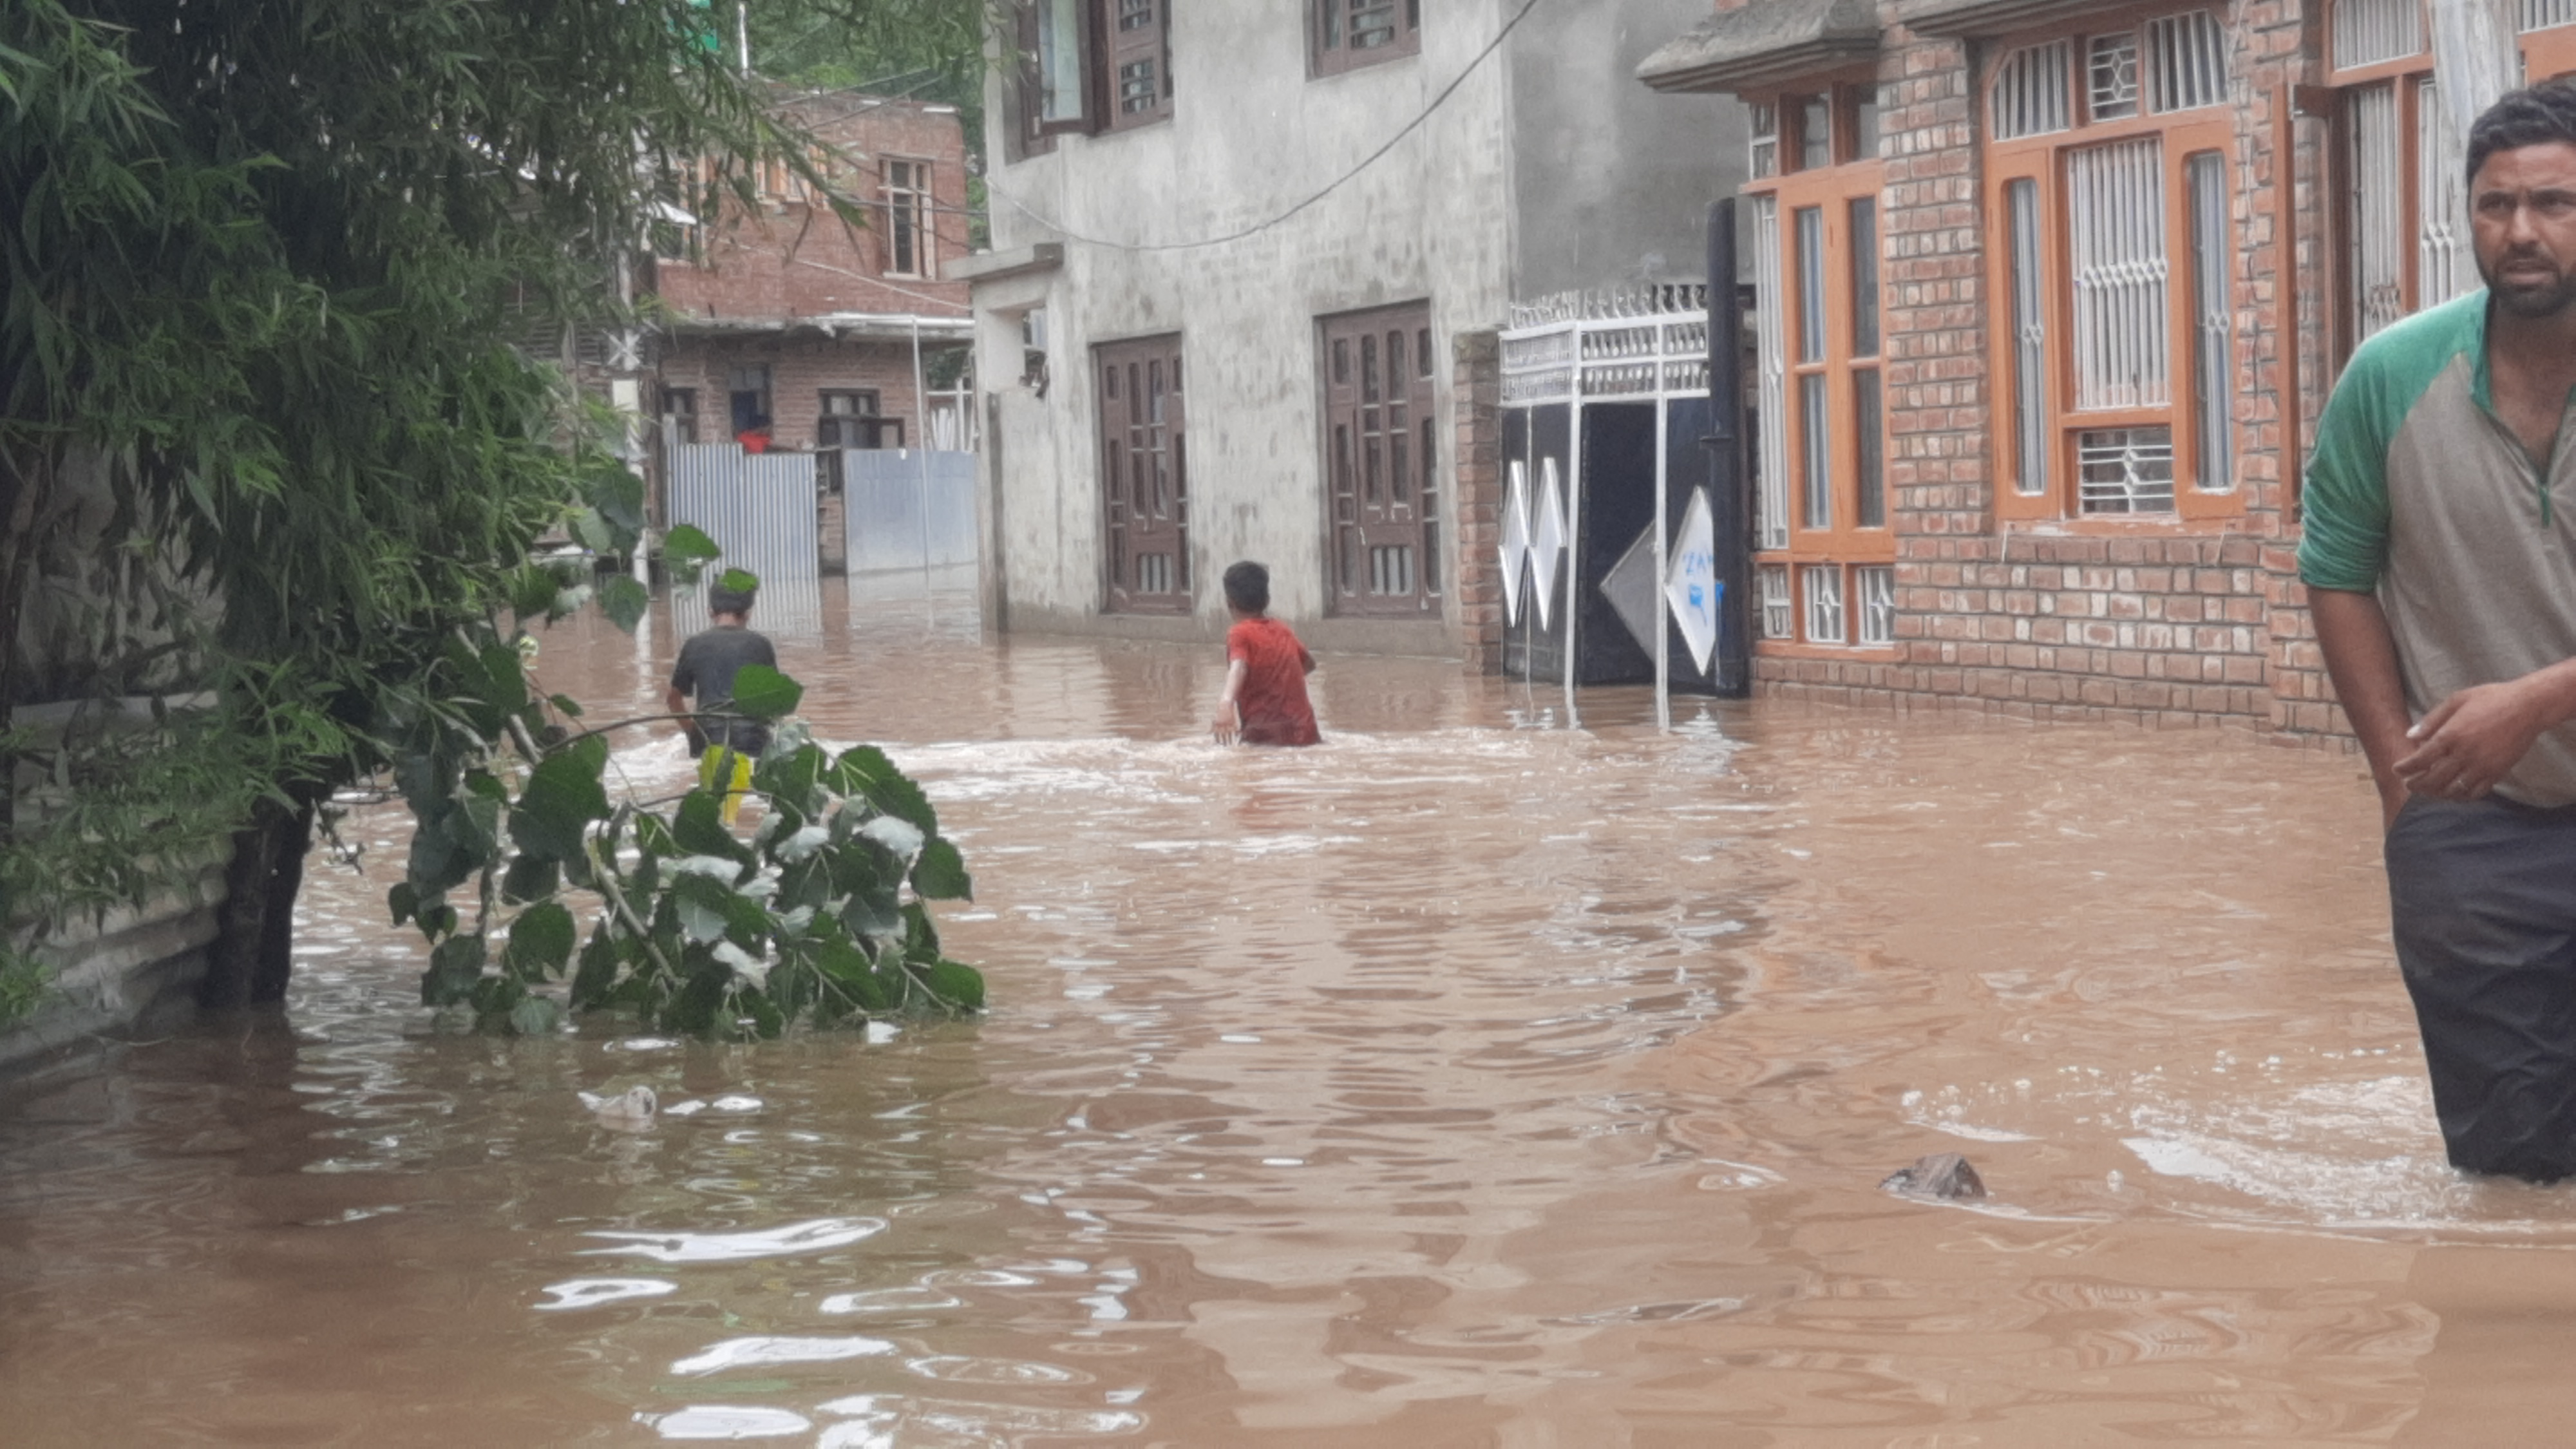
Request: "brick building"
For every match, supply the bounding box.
[1638,0,2576,737]
[649,89,974,472]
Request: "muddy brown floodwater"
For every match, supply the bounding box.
[10,577,2576,1446]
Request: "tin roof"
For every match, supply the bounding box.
[1636,0,1882,95]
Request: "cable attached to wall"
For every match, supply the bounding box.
[984,0,1552,254]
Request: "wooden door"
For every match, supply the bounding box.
[1323,303,1438,616]
[1098,334,1189,614]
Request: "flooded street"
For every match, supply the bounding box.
[5,579,2572,1445]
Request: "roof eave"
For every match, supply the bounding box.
[1899,0,2093,39]
[1639,35,1884,95]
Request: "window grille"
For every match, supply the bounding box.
[2067,137,2171,411]
[665,387,699,445]
[1316,0,1419,74]
[2146,11,2228,113]
[1369,545,1415,596]
[2089,31,2142,120]
[1992,40,2073,139]
[1857,566,1897,645]
[1855,368,1886,528]
[1759,565,1793,639]
[2349,82,2407,339]
[2186,152,2234,491]
[2418,81,2476,307]
[1801,374,1832,530]
[2005,178,2050,495]
[2338,0,2427,64]
[1749,104,1779,178]
[2526,0,2576,32]
[1803,565,1847,643]
[1106,0,1171,127]
[1795,207,1825,363]
[2078,426,2177,513]
[1750,197,1791,551]
[1799,95,1833,170]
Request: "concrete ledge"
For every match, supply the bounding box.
[949,243,1065,285]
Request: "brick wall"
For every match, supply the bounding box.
[1452,330,1506,673]
[651,94,972,324]
[659,336,936,452]
[1745,1,2354,743]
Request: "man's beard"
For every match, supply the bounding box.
[2480,248,2576,319]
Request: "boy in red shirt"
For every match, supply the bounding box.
[1210,560,1320,746]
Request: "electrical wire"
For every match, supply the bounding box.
[985,0,1551,254]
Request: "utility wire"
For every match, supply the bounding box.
[986,0,1550,254]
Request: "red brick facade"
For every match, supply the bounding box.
[646,90,972,456]
[1671,1,2358,744]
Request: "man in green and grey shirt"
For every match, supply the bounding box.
[2303,80,2576,1182]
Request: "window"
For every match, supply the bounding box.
[883,160,931,278]
[1984,14,2237,521]
[1747,76,1890,651]
[1097,334,1190,614]
[2327,1,2501,352]
[1857,567,1897,645]
[1802,565,1846,644]
[1016,0,1172,144]
[1314,0,1420,77]
[2527,0,2576,80]
[727,363,772,439]
[817,390,884,450]
[1749,104,1779,178]
[1759,565,1794,640]
[664,386,699,445]
[1321,302,1439,616]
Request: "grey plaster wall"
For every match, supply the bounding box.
[972,1,1749,648]
[1505,0,1748,299]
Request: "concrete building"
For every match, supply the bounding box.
[961,1,1747,657]
[649,90,976,482]
[1638,0,2576,735]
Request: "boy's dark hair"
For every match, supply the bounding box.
[708,583,757,618]
[1222,560,1269,615]
[2467,79,2576,189]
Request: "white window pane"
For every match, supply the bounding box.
[2067,137,2171,411]
[1037,0,1087,123]
[1759,565,1793,640]
[2418,80,2477,307]
[2350,82,2406,337]
[2006,178,2050,495]
[1800,373,1832,531]
[2146,11,2228,113]
[2078,426,2176,513]
[2187,152,2234,491]
[1857,566,1896,645]
[2089,31,2141,120]
[1803,566,1846,644]
[1992,40,2072,139]
[2339,0,2428,65]
[1750,196,1790,551]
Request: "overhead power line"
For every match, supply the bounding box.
[985,0,1551,254]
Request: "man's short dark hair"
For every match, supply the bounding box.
[708,583,757,618]
[2467,79,2576,190]
[1222,560,1269,614]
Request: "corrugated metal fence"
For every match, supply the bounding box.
[843,450,978,577]
[670,442,822,583]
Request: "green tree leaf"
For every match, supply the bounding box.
[663,524,723,569]
[910,837,972,901]
[511,735,611,861]
[421,933,487,1007]
[918,960,985,1012]
[831,745,939,837]
[726,664,802,720]
[501,853,560,904]
[504,900,577,978]
[598,575,650,632]
[719,567,762,594]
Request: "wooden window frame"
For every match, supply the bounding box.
[1981,6,2242,527]
[1312,0,1421,79]
[1747,73,1893,657]
[663,386,699,446]
[1318,301,1441,618]
[1014,0,1173,147]
[1104,0,1174,131]
[881,158,933,279]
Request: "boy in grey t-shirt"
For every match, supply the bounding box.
[665,583,776,824]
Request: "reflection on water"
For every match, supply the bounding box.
[1,576,2571,1443]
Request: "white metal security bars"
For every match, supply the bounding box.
[2005,178,2050,495]
[1750,197,1791,550]
[2145,11,2228,113]
[1759,564,1792,639]
[1795,207,1829,529]
[2527,0,2576,32]
[1802,564,1846,643]
[1748,104,1779,179]
[2336,0,2426,67]
[1992,39,2072,139]
[2350,82,2406,339]
[2187,151,2234,491]
[2418,80,2477,308]
[2078,427,2176,512]
[1857,565,1896,646]
[2067,137,2171,413]
[2090,31,2141,119]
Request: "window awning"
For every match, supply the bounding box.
[1636,0,1882,95]
[1898,0,2096,39]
